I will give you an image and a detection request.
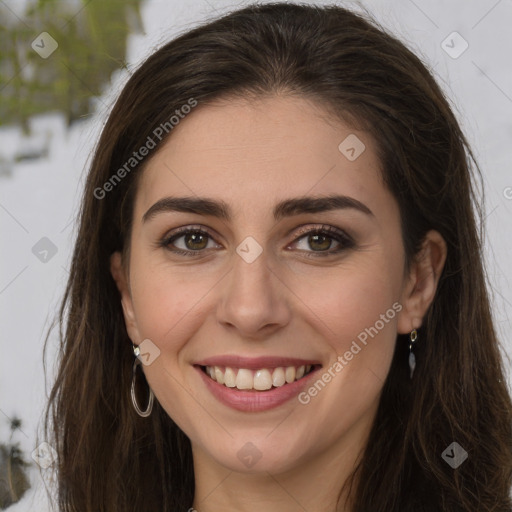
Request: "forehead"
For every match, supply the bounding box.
[135,95,391,223]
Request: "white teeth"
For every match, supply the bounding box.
[253,369,273,390]
[214,366,224,385]
[272,367,286,387]
[204,364,313,390]
[285,366,296,383]
[235,369,253,390]
[224,367,236,387]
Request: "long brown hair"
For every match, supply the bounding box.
[44,3,512,511]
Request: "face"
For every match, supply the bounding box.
[111,95,444,476]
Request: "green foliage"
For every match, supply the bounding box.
[0,0,144,131]
[0,417,30,509]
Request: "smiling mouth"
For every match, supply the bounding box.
[200,364,318,391]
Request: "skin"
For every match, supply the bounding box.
[111,95,447,512]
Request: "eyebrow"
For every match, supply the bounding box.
[142,194,374,223]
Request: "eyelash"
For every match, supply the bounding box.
[159,224,355,258]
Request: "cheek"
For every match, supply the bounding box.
[127,256,216,431]
[127,255,214,352]
[289,258,402,390]
[289,256,400,336]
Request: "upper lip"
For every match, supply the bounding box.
[194,355,322,370]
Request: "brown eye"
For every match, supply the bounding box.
[290,225,354,256]
[162,227,221,255]
[182,232,209,250]
[307,233,334,251]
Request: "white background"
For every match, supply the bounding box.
[1,0,511,509]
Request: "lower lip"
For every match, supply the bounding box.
[195,366,320,412]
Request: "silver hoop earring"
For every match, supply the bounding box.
[408,329,418,379]
[131,349,154,417]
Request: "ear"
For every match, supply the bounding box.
[397,230,447,334]
[110,251,142,344]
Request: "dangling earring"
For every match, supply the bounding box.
[131,345,154,417]
[408,329,418,379]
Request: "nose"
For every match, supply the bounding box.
[216,247,292,339]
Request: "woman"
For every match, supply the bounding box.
[44,3,512,511]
